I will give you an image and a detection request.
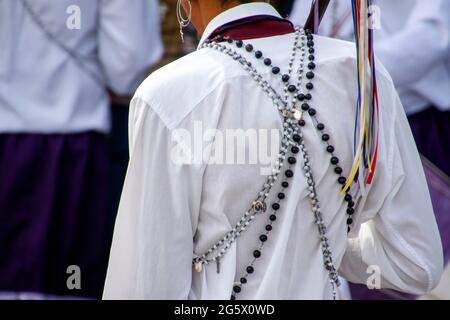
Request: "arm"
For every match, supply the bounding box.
[376,0,450,87]
[98,0,164,95]
[103,97,202,299]
[339,74,444,295]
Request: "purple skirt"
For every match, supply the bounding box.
[409,107,450,177]
[0,132,111,298]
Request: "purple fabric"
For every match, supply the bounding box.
[0,132,111,298]
[409,107,450,177]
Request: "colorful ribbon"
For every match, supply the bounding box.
[342,0,379,195]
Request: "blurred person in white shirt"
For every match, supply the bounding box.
[0,0,162,298]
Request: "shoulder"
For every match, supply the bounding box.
[315,35,356,62]
[314,35,393,84]
[312,35,401,152]
[133,48,245,130]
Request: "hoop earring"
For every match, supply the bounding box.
[177,0,192,43]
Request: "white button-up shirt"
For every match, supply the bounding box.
[290,0,450,115]
[0,0,163,134]
[103,3,443,299]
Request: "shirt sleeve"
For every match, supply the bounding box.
[375,0,450,88]
[103,97,202,299]
[338,73,444,295]
[98,0,163,95]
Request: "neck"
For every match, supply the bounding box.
[192,1,259,34]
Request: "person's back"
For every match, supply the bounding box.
[104,2,443,299]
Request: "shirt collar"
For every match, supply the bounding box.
[197,2,282,49]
